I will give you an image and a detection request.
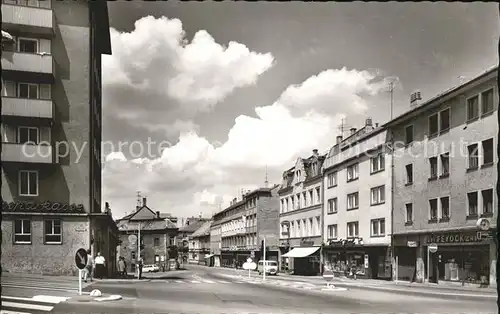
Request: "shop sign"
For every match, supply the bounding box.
[364,254,369,269]
[2,200,85,212]
[407,241,418,247]
[426,232,482,244]
[327,238,362,247]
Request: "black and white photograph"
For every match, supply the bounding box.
[0,0,499,313]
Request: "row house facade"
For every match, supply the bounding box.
[322,118,393,280]
[1,0,116,276]
[209,223,221,267]
[188,220,212,265]
[177,217,210,264]
[389,67,497,288]
[279,150,325,275]
[211,186,280,268]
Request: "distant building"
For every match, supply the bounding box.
[116,197,178,273]
[278,150,325,275]
[188,220,212,265]
[177,217,211,264]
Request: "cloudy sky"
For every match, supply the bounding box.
[102,2,498,220]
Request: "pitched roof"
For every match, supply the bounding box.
[178,218,210,233]
[190,220,212,238]
[117,218,177,232]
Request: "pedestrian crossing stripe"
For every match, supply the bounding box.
[1,295,68,313]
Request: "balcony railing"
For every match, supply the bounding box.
[1,97,54,119]
[2,142,54,164]
[2,52,55,76]
[1,2,54,36]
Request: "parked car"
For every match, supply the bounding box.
[257,260,278,275]
[142,264,160,273]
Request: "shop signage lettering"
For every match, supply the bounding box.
[300,239,315,246]
[2,201,84,212]
[327,238,360,247]
[426,232,482,244]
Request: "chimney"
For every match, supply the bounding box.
[365,118,373,126]
[156,211,160,218]
[336,136,342,144]
[142,197,147,207]
[312,149,318,156]
[375,123,379,128]
[350,127,357,135]
[410,90,422,108]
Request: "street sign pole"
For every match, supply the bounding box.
[78,269,82,295]
[137,222,141,280]
[75,248,88,296]
[426,246,429,283]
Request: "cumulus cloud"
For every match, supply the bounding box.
[102,16,275,136]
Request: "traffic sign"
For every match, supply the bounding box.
[243,262,257,270]
[428,243,438,253]
[75,248,88,270]
[128,235,137,244]
[247,258,253,263]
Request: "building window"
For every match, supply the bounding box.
[370,154,385,173]
[302,192,307,207]
[346,163,359,182]
[327,224,338,240]
[440,197,450,220]
[19,170,38,196]
[309,190,314,206]
[44,219,62,244]
[405,164,413,184]
[482,189,493,215]
[155,255,160,263]
[327,172,337,188]
[131,252,136,260]
[467,95,479,121]
[327,198,337,214]
[482,138,494,165]
[405,203,413,224]
[467,144,478,169]
[347,221,359,238]
[18,83,38,99]
[371,218,385,237]
[296,194,301,209]
[429,199,438,221]
[467,192,478,216]
[316,216,321,235]
[18,38,38,53]
[440,153,449,176]
[154,238,160,246]
[429,156,438,179]
[18,126,39,144]
[14,219,31,244]
[315,187,320,204]
[481,89,494,115]
[428,113,439,137]
[347,192,359,210]
[405,125,413,145]
[370,185,385,205]
[440,108,450,132]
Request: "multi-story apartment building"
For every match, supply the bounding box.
[177,217,210,264]
[322,118,393,280]
[389,67,497,287]
[212,186,280,267]
[279,150,325,275]
[1,0,116,275]
[209,223,221,267]
[116,198,178,273]
[188,220,212,265]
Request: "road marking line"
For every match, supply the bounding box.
[190,280,201,284]
[1,310,32,314]
[1,284,78,292]
[175,280,183,283]
[1,301,54,312]
[217,280,229,284]
[33,295,69,303]
[201,280,215,283]
[1,295,62,305]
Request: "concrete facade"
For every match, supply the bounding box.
[0,0,113,276]
[390,67,498,287]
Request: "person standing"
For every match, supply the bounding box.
[138,257,143,280]
[118,257,126,278]
[83,250,93,283]
[94,252,106,279]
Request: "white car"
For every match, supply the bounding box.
[142,264,160,273]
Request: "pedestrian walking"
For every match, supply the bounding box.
[118,257,126,278]
[94,252,106,279]
[83,250,93,283]
[138,257,144,279]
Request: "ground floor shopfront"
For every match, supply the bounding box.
[280,236,322,276]
[394,228,497,287]
[322,239,392,280]
[221,249,279,267]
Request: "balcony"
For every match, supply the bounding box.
[2,143,54,164]
[2,52,55,80]
[1,2,54,36]
[1,97,54,119]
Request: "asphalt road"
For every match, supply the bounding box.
[50,266,498,314]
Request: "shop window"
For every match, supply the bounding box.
[19,170,38,196]
[347,221,359,238]
[327,172,337,187]
[428,113,438,137]
[467,144,478,169]
[370,186,385,205]
[481,89,494,115]
[440,153,449,177]
[440,197,450,221]
[482,138,493,165]
[347,192,359,210]
[429,157,438,179]
[370,154,385,173]
[405,125,413,145]
[405,204,413,225]
[371,218,385,237]
[440,108,450,133]
[327,198,337,214]
[44,219,62,244]
[405,164,413,184]
[467,192,478,217]
[481,189,493,215]
[14,219,31,244]
[428,199,438,222]
[467,95,479,121]
[327,224,337,240]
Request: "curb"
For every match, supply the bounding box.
[72,294,123,302]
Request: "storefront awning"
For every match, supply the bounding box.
[282,247,319,258]
[204,254,214,259]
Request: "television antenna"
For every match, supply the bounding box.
[338,118,352,138]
